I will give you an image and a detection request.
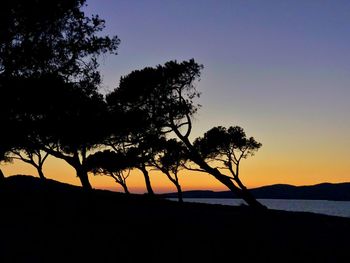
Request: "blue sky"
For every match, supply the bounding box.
[83,1,350,137]
[82,0,350,188]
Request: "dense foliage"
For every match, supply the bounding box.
[0,0,119,189]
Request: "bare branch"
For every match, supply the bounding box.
[184,113,192,139]
[174,121,190,130]
[41,151,50,165]
[182,164,206,173]
[124,168,131,180]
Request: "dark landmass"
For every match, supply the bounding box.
[161,182,350,201]
[1,175,350,262]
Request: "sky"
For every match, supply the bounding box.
[3,0,350,193]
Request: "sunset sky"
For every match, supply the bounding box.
[3,0,350,193]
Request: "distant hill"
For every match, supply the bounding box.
[1,174,83,192]
[4,175,350,201]
[162,182,350,201]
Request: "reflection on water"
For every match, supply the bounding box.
[169,198,350,218]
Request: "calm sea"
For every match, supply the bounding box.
[169,198,350,218]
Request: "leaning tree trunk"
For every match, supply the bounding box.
[205,164,265,209]
[76,167,92,191]
[177,134,266,209]
[139,165,155,196]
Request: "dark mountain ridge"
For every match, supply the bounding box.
[162,182,350,201]
[3,175,350,201]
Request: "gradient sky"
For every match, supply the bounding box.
[3,0,350,193]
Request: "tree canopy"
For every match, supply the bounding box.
[0,0,119,80]
[0,0,119,189]
[106,59,202,136]
[86,150,135,194]
[194,126,262,190]
[151,138,189,202]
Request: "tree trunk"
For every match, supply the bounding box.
[36,166,46,180]
[0,168,4,184]
[41,147,92,190]
[139,165,155,196]
[210,167,265,209]
[233,176,264,207]
[121,183,130,194]
[175,182,183,203]
[76,167,92,191]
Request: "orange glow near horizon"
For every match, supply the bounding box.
[2,144,350,194]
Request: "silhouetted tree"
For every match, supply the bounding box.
[0,0,119,189]
[151,138,188,202]
[193,126,262,192]
[39,82,109,190]
[106,60,202,137]
[108,60,265,208]
[0,0,119,79]
[105,96,159,196]
[10,148,49,180]
[107,134,161,196]
[0,74,109,190]
[129,135,166,196]
[86,150,136,194]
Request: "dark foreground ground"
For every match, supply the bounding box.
[1,176,350,263]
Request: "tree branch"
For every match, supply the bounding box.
[182,163,206,173]
[41,151,50,166]
[184,113,192,139]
